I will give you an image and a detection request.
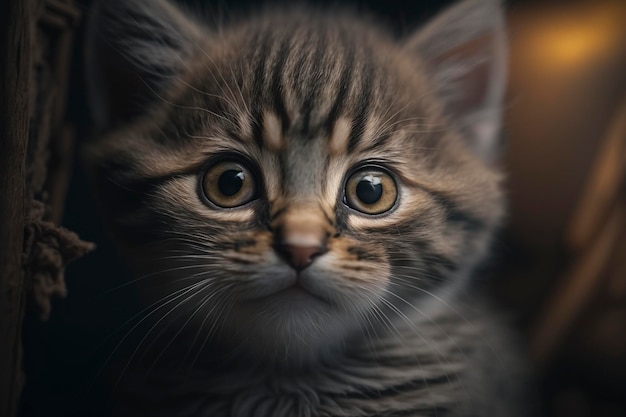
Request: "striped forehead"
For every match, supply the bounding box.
[260,111,355,155]
[153,21,424,196]
[235,25,385,197]
[259,111,352,198]
[164,21,412,158]
[241,24,384,143]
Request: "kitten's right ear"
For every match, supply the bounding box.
[85,0,204,129]
[403,0,507,164]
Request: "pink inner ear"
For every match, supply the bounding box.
[431,33,497,118]
[424,27,506,163]
[403,0,507,162]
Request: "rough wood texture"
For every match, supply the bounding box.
[2,0,92,414]
[22,0,93,322]
[0,1,33,416]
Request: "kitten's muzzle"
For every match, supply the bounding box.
[275,242,326,271]
[271,202,332,271]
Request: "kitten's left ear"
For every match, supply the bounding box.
[85,0,206,129]
[404,0,507,163]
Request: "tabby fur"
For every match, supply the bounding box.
[85,0,528,415]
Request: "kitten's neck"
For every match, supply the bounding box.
[113,306,480,417]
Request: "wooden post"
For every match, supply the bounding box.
[0,0,33,416]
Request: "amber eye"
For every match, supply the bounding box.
[201,160,257,208]
[345,167,397,215]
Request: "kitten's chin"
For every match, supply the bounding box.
[221,285,358,364]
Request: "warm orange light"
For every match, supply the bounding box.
[543,24,612,65]
[523,2,625,68]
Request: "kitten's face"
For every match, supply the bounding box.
[87,0,506,361]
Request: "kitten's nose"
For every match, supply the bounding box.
[271,201,331,271]
[276,243,325,271]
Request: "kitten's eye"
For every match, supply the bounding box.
[345,167,397,215]
[201,160,257,208]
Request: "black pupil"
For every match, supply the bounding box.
[218,169,244,196]
[356,176,382,205]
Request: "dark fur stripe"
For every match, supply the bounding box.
[301,31,327,133]
[339,375,452,400]
[325,30,354,133]
[269,36,292,133]
[347,48,374,152]
[251,32,272,148]
[429,191,487,233]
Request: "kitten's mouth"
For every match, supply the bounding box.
[254,278,330,305]
[282,281,318,297]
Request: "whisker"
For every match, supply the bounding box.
[114,279,215,388]
[388,276,514,385]
[93,279,212,385]
[97,264,212,297]
[145,284,232,374]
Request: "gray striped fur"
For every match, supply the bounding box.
[85,0,529,416]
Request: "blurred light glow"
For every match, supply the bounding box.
[524,2,625,68]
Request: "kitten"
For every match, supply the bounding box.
[85,0,528,416]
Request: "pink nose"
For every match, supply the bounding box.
[276,244,324,271]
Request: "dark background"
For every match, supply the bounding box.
[18,1,626,416]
